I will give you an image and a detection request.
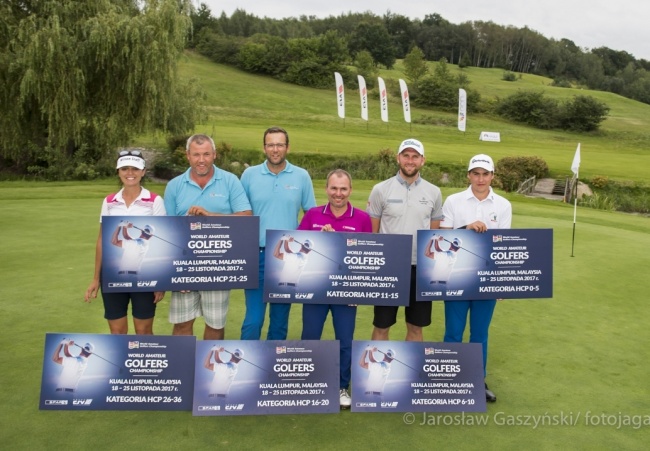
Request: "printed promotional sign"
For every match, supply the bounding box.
[40,333,195,410]
[193,340,340,416]
[101,215,259,292]
[351,341,486,413]
[262,230,412,306]
[416,229,553,301]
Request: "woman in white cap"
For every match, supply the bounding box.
[84,150,166,334]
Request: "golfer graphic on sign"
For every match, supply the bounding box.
[424,234,461,286]
[112,221,155,275]
[273,235,312,288]
[51,339,94,393]
[359,346,394,396]
[204,346,243,398]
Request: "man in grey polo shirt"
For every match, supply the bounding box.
[367,138,443,341]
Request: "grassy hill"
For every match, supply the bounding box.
[153,51,650,184]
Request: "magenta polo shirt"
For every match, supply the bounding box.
[298,203,372,233]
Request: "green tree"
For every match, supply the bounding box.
[459,51,472,68]
[349,22,396,68]
[403,46,428,84]
[1,0,201,179]
[355,50,377,82]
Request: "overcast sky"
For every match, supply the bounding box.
[197,0,650,60]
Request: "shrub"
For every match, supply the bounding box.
[558,95,610,132]
[167,135,190,152]
[590,175,609,189]
[502,71,517,82]
[495,156,549,192]
[494,91,609,132]
[495,90,560,129]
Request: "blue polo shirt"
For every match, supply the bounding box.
[240,160,316,247]
[164,165,251,216]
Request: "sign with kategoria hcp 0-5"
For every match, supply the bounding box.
[100,216,259,292]
[416,228,553,301]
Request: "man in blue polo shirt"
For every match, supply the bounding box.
[164,134,252,340]
[240,126,316,340]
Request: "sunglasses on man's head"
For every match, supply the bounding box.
[118,150,143,157]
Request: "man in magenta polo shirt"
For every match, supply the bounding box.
[298,169,372,409]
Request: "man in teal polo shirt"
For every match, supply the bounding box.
[240,126,316,340]
[164,134,252,340]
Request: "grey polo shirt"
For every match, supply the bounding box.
[367,173,443,264]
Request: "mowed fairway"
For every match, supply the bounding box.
[2,52,650,449]
[0,180,648,450]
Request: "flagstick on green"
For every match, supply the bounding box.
[571,143,581,257]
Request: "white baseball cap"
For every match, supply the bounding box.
[397,139,424,156]
[468,154,494,172]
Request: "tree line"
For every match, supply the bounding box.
[191,6,650,105]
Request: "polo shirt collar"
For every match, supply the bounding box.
[262,160,293,175]
[465,185,495,201]
[114,187,150,203]
[323,202,354,218]
[396,171,422,186]
[183,165,221,188]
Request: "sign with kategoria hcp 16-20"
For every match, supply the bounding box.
[101,216,259,293]
[192,340,340,416]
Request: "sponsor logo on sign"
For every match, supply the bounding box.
[198,405,220,411]
[225,404,245,411]
[73,399,93,406]
[355,402,377,408]
[137,281,158,288]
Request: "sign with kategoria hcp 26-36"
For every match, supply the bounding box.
[40,333,195,411]
[101,216,259,292]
